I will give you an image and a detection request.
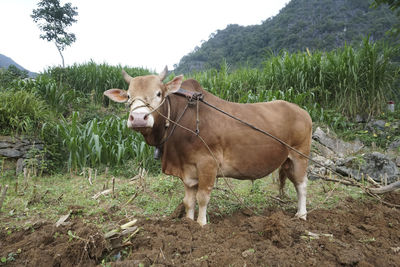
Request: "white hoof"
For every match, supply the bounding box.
[295,212,307,221]
[197,219,207,227]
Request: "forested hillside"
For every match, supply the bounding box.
[175,0,399,73]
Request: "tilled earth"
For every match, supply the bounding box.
[1,193,399,267]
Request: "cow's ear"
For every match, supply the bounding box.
[104,89,129,103]
[165,75,183,95]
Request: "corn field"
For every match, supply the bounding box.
[44,61,152,103]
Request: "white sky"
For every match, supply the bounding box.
[0,0,289,73]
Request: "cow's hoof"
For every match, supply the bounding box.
[295,212,307,221]
[197,220,207,227]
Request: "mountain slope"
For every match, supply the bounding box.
[175,0,400,73]
[0,54,36,77]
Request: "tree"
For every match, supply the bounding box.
[31,0,78,67]
[372,0,400,35]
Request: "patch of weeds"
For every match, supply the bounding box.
[1,249,21,264]
[150,176,180,194]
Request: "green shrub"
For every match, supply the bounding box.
[0,89,52,135]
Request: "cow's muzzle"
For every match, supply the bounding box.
[127,112,154,128]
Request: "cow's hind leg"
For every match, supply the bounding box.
[278,159,290,198]
[286,154,308,220]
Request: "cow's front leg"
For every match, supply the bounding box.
[183,183,197,220]
[196,166,217,226]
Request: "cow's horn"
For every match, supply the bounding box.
[122,70,132,84]
[159,66,168,81]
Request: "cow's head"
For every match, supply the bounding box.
[104,66,183,132]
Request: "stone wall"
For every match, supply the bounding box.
[0,136,44,173]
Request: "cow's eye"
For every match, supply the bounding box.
[156,91,161,97]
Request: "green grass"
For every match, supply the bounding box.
[0,168,367,231]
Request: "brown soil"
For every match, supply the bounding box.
[1,194,400,267]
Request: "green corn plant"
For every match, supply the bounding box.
[56,112,158,172]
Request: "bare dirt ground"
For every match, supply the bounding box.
[1,193,399,267]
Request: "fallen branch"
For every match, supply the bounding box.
[303,230,333,239]
[92,189,112,199]
[368,181,400,194]
[367,176,380,187]
[104,219,139,245]
[55,212,71,227]
[311,172,400,209]
[121,219,138,229]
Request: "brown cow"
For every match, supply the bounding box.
[104,67,312,226]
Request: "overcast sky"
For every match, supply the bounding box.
[0,0,289,73]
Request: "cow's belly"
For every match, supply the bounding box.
[219,143,288,180]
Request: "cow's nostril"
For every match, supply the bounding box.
[143,114,149,120]
[129,115,134,121]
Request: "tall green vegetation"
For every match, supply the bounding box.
[192,38,398,119]
[44,61,152,103]
[54,112,157,172]
[0,89,51,135]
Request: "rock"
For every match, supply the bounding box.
[336,152,399,183]
[0,142,12,149]
[20,143,44,154]
[355,114,368,123]
[396,156,400,167]
[0,136,17,143]
[312,140,336,158]
[335,157,362,180]
[16,158,25,174]
[0,148,23,158]
[363,152,399,183]
[388,139,400,151]
[312,127,363,157]
[309,155,335,180]
[366,120,386,131]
